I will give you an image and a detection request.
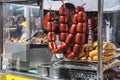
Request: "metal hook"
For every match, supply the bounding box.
[81,3,86,7]
[60,0,65,7]
[47,0,52,10]
[80,0,86,7]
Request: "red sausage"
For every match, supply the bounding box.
[63,49,71,56]
[60,42,65,45]
[76,22,83,33]
[48,42,53,50]
[66,33,69,38]
[59,5,66,16]
[72,14,78,24]
[47,22,55,31]
[47,12,51,21]
[59,33,66,41]
[83,12,87,22]
[65,16,68,23]
[70,24,76,34]
[75,33,82,44]
[51,49,58,53]
[47,32,52,42]
[59,23,66,32]
[65,34,74,45]
[75,6,80,13]
[47,22,52,31]
[77,11,83,22]
[81,34,86,44]
[61,45,69,53]
[65,24,69,32]
[57,43,68,53]
[83,23,87,33]
[59,16,65,23]
[47,12,54,21]
[73,44,80,54]
[51,22,55,31]
[47,32,56,42]
[64,7,69,15]
[48,42,57,50]
[52,42,57,49]
[66,52,75,59]
[51,32,56,41]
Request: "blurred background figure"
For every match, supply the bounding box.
[17,16,27,42]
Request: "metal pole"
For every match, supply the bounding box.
[25,6,31,44]
[39,0,43,30]
[97,0,104,80]
[0,2,3,70]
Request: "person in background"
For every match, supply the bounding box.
[18,16,27,43]
[18,17,27,34]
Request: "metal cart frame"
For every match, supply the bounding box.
[0,0,104,80]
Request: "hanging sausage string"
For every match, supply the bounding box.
[47,3,88,59]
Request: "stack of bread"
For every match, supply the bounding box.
[79,41,117,63]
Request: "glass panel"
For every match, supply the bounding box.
[3,3,24,42]
[2,3,49,72]
[3,3,47,44]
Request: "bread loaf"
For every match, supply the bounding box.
[103,43,116,50]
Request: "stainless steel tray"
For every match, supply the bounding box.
[50,57,120,72]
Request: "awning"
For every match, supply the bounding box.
[43,0,120,11]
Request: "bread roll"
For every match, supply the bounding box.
[103,49,117,56]
[92,56,98,61]
[88,57,92,61]
[92,41,98,49]
[82,44,93,52]
[103,43,116,50]
[81,56,87,60]
[89,50,98,57]
[79,51,86,58]
[103,54,116,63]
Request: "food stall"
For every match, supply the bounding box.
[0,0,120,80]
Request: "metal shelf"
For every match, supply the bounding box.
[51,58,120,72]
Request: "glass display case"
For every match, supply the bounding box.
[2,1,54,71]
[0,0,120,80]
[3,3,47,44]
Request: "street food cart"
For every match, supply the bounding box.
[0,0,120,80]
